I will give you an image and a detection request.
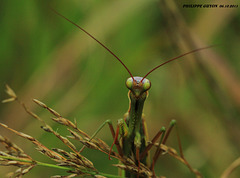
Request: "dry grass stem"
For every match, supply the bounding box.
[221,157,240,178]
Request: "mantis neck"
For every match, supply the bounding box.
[127,91,147,137]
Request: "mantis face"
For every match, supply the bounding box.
[126,77,151,99]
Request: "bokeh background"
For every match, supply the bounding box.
[0,0,240,177]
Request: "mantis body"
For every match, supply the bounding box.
[52,9,212,177]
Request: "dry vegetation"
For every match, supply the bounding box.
[1,85,203,177]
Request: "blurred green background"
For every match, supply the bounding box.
[0,0,240,177]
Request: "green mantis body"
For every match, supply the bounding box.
[52,9,212,177]
[121,77,150,177]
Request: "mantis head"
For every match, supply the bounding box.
[126,77,151,98]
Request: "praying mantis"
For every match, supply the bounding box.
[52,9,213,178]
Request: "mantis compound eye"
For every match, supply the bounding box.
[142,78,151,91]
[126,77,133,90]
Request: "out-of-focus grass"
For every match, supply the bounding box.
[0,0,240,177]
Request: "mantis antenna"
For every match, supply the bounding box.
[52,8,215,83]
[51,8,134,80]
[141,45,216,82]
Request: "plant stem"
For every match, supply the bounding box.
[0,155,121,178]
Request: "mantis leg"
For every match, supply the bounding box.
[148,120,202,177]
[140,126,166,160]
[79,120,123,157]
[108,119,128,159]
[150,120,176,173]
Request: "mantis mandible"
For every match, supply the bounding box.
[52,9,212,178]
